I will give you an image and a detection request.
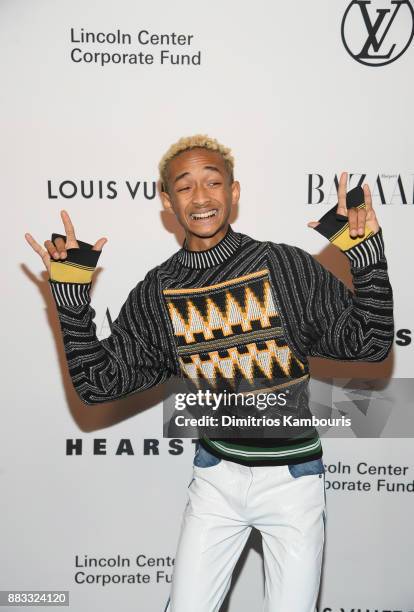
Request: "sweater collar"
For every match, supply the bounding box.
[177,225,242,269]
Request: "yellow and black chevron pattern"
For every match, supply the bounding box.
[163,269,305,389]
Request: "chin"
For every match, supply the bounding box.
[187,220,224,239]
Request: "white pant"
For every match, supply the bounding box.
[165,447,326,612]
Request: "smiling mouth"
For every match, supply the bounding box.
[190,209,218,221]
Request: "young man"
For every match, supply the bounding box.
[26,135,394,612]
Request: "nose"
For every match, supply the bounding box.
[192,183,210,207]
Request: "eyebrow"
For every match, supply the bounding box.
[173,165,223,184]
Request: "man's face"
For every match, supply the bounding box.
[161,147,240,240]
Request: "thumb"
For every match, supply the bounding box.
[92,237,108,251]
[307,221,320,228]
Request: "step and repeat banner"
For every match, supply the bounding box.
[2,0,413,610]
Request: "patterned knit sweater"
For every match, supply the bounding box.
[48,193,394,466]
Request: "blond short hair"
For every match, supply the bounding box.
[159,134,235,192]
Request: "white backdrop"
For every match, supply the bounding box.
[2,0,414,610]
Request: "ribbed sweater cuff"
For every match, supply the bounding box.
[48,234,101,307]
[313,185,386,268]
[342,227,385,268]
[49,280,92,307]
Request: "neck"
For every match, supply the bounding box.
[184,224,230,252]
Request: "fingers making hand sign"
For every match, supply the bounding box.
[25,210,107,275]
[308,172,380,237]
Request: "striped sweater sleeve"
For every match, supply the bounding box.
[267,228,394,363]
[48,235,176,405]
[303,187,394,360]
[305,227,394,361]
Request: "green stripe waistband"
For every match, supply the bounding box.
[203,435,321,460]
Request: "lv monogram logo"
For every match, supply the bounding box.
[341,0,414,66]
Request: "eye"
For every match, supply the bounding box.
[208,182,222,187]
[177,186,190,192]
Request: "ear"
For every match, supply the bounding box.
[231,180,241,207]
[160,189,175,215]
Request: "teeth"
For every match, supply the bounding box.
[191,210,217,220]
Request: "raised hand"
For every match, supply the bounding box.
[307,172,380,237]
[25,210,107,275]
